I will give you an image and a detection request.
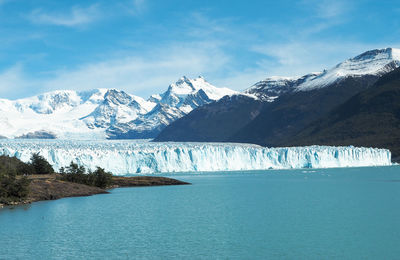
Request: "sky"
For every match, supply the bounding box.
[0,0,399,99]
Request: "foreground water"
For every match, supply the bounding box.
[1,166,400,259]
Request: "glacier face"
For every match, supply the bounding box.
[0,140,391,175]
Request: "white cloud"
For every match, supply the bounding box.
[301,0,349,20]
[316,0,347,19]
[28,5,100,27]
[1,40,398,100]
[210,41,400,92]
[47,43,228,95]
[3,9,399,99]
[121,0,147,15]
[133,0,146,11]
[0,65,36,99]
[249,41,400,79]
[0,41,230,99]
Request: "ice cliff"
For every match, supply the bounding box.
[0,140,391,175]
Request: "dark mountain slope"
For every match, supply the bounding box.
[154,95,264,142]
[155,48,400,149]
[285,68,400,160]
[229,75,379,146]
[156,76,379,143]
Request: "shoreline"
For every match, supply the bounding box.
[0,175,190,209]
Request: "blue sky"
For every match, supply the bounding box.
[0,0,399,99]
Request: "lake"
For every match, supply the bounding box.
[1,166,400,259]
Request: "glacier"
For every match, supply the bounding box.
[0,140,392,175]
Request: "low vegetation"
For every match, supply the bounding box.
[59,162,113,189]
[0,155,37,204]
[0,154,111,205]
[0,170,30,204]
[30,153,54,175]
[1,154,188,206]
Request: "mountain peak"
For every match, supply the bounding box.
[176,76,192,85]
[179,75,189,81]
[162,76,236,105]
[294,47,400,91]
[350,47,400,63]
[175,75,208,86]
[169,77,196,94]
[245,73,322,100]
[245,47,400,99]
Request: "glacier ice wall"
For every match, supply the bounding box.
[0,140,392,175]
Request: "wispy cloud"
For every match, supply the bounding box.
[0,65,35,99]
[249,41,400,78]
[43,42,229,95]
[293,0,352,36]
[184,12,233,38]
[301,0,350,20]
[28,4,100,27]
[3,39,391,100]
[132,0,146,12]
[316,0,347,19]
[0,41,231,99]
[120,0,147,15]
[212,40,400,92]
[2,4,397,99]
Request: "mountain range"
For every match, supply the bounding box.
[0,76,236,139]
[1,47,399,159]
[155,48,400,159]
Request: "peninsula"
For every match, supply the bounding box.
[0,154,189,208]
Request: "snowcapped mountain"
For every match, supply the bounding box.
[156,47,400,145]
[245,73,321,101]
[81,89,154,129]
[246,47,400,98]
[0,76,236,139]
[296,47,400,91]
[2,47,398,142]
[107,76,238,138]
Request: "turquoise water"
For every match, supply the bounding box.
[1,166,400,259]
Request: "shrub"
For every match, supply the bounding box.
[0,169,30,204]
[60,162,86,183]
[0,155,35,175]
[91,167,113,189]
[30,153,54,175]
[17,162,36,176]
[60,162,112,189]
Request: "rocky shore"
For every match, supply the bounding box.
[0,174,189,208]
